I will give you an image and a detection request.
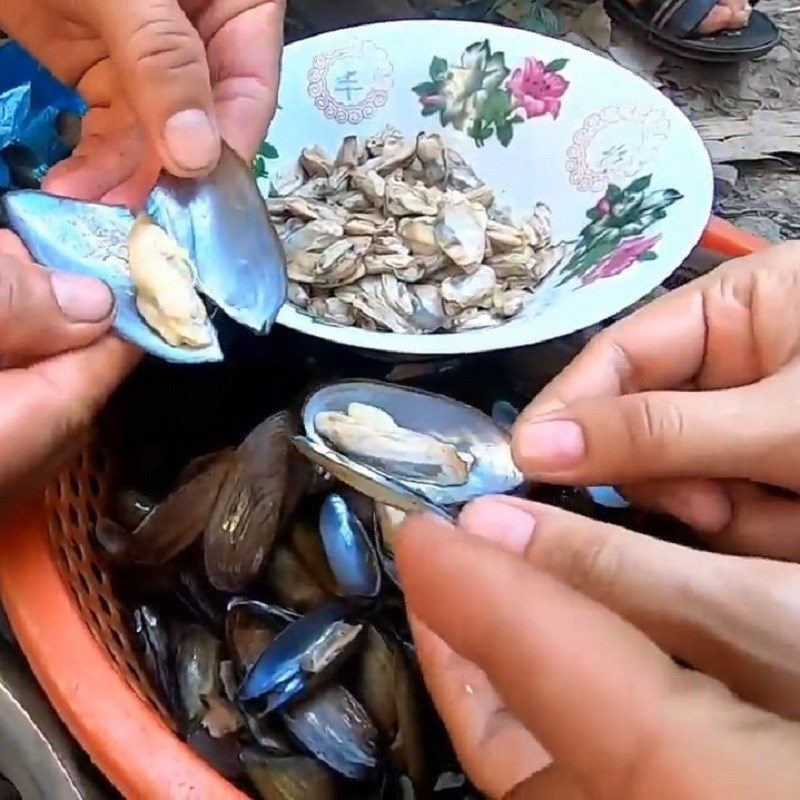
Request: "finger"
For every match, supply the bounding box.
[619,478,733,533]
[514,382,771,485]
[0,337,140,495]
[458,497,800,721]
[43,127,148,201]
[89,0,220,176]
[525,244,800,419]
[0,255,114,366]
[0,230,32,262]
[410,615,551,799]
[706,482,800,561]
[396,513,690,796]
[195,0,285,161]
[503,766,586,799]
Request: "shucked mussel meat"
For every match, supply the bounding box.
[110,381,521,799]
[1,143,287,363]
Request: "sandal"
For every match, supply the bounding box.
[604,0,780,62]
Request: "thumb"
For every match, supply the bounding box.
[511,383,782,487]
[90,0,220,176]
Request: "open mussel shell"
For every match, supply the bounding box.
[300,381,523,509]
[0,193,223,363]
[237,602,362,714]
[225,598,298,676]
[292,437,451,520]
[1,144,286,363]
[133,605,180,715]
[319,494,381,599]
[356,626,426,785]
[147,143,286,334]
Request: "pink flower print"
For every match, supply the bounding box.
[596,197,612,216]
[507,58,569,120]
[581,234,662,286]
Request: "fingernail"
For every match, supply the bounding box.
[51,272,114,323]
[164,109,219,171]
[516,419,585,471]
[459,498,535,554]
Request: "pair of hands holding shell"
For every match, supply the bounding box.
[0,0,284,503]
[397,243,800,799]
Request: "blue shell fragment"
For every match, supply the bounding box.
[319,494,381,599]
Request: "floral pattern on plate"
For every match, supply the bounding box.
[412,40,569,148]
[554,174,682,287]
[566,106,671,193]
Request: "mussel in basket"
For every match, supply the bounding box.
[204,412,296,592]
[237,602,362,714]
[281,684,379,782]
[295,381,523,513]
[318,494,381,599]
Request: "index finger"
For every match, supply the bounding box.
[396,513,685,794]
[195,0,285,161]
[527,247,792,417]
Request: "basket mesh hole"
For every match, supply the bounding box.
[45,442,175,728]
[88,475,102,498]
[98,594,112,616]
[71,539,84,562]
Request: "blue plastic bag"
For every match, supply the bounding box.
[0,41,86,191]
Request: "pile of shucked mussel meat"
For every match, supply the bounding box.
[96,378,529,799]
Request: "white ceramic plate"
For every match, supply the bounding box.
[262,20,712,356]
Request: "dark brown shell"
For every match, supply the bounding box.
[204,412,292,592]
[113,453,232,566]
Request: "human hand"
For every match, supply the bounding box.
[0,158,140,503]
[397,496,800,800]
[0,0,284,205]
[512,243,800,558]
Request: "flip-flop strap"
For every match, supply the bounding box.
[638,0,719,36]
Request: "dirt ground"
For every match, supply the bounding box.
[287,0,800,245]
